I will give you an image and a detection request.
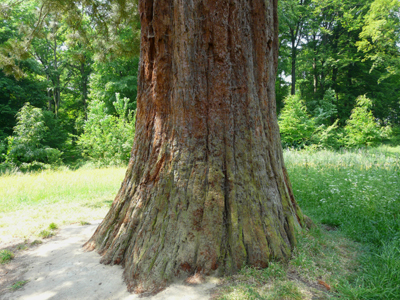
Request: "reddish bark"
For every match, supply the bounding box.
[84,0,304,294]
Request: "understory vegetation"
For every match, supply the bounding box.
[1,147,399,299]
[278,92,393,149]
[216,146,400,299]
[1,0,399,172]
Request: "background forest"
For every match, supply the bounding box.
[0,0,399,170]
[1,1,400,299]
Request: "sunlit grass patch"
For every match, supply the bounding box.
[266,281,304,300]
[0,166,125,241]
[284,147,400,245]
[218,281,308,300]
[215,228,358,299]
[289,228,360,292]
[284,146,400,299]
[0,167,125,213]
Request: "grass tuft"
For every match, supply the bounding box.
[9,280,29,291]
[38,229,53,239]
[48,222,58,230]
[16,243,28,251]
[30,240,42,246]
[0,249,14,264]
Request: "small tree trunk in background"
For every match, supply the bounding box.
[80,61,89,118]
[52,29,61,118]
[290,29,297,95]
[85,0,305,294]
[313,59,317,94]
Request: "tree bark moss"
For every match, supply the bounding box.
[84,0,305,294]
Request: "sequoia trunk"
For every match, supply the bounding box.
[84,0,304,294]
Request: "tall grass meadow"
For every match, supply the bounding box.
[284,146,400,299]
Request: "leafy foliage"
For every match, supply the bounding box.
[278,0,400,131]
[313,88,338,126]
[0,139,6,163]
[311,120,344,150]
[309,89,343,149]
[345,95,390,147]
[357,0,400,80]
[89,57,139,114]
[5,103,66,168]
[78,94,135,165]
[279,94,315,147]
[0,70,48,138]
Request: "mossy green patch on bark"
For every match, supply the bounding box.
[148,250,159,271]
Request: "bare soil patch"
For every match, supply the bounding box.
[0,221,216,300]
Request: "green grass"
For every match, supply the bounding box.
[1,147,399,299]
[216,228,359,299]
[48,222,58,230]
[30,240,43,246]
[285,146,400,245]
[216,146,400,299]
[38,229,53,239]
[267,281,304,300]
[16,243,28,251]
[285,146,400,299]
[0,249,14,264]
[0,166,125,241]
[9,280,29,290]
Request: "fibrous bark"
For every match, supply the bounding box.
[84,0,304,294]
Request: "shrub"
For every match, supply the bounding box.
[0,138,6,163]
[5,103,66,167]
[278,94,315,147]
[389,125,400,145]
[311,120,345,150]
[345,95,390,147]
[78,93,135,165]
[313,88,338,126]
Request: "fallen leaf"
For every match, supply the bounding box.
[318,280,331,291]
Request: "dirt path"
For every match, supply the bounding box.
[0,221,216,300]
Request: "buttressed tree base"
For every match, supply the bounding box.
[84,0,305,294]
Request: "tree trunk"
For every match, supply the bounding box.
[84,0,304,294]
[80,60,89,118]
[290,30,296,95]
